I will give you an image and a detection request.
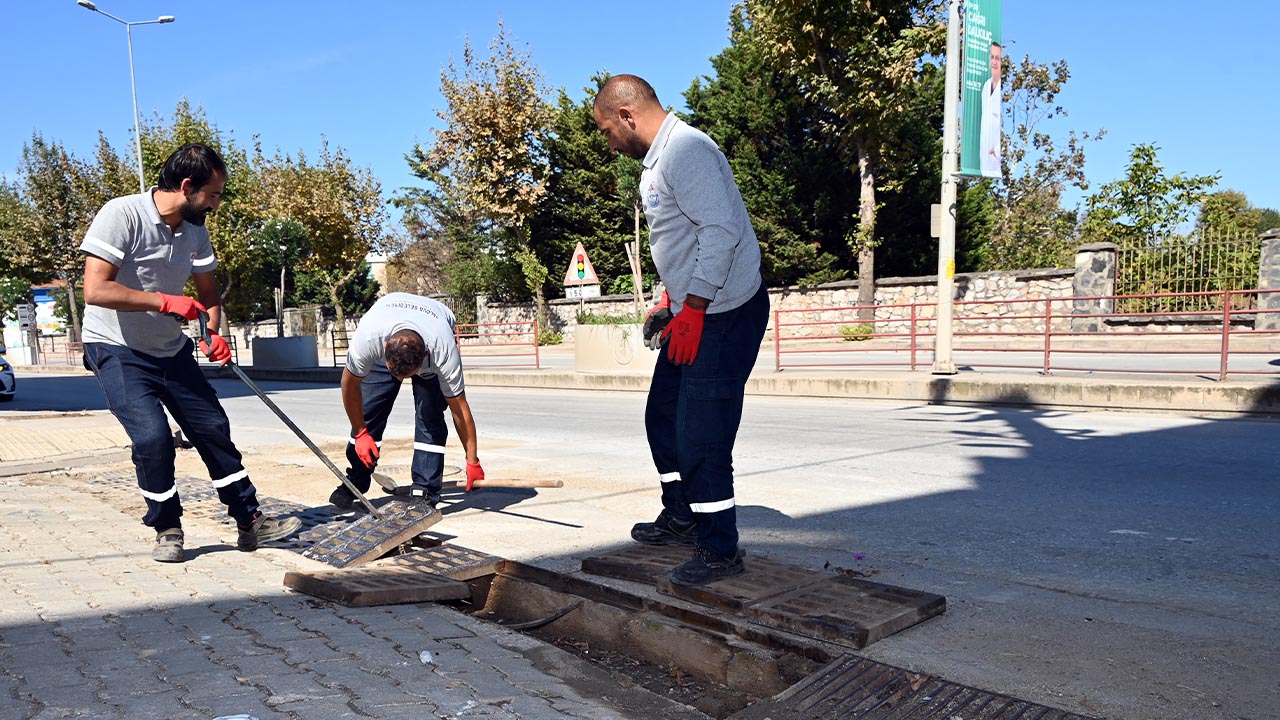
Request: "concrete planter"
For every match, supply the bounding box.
[574,324,657,373]
[252,336,319,368]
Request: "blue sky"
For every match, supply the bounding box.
[3,1,1277,223]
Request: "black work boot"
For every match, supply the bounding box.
[382,484,440,507]
[328,484,356,510]
[237,513,303,552]
[670,546,745,586]
[630,510,697,546]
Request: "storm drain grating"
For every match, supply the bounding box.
[282,545,502,607]
[582,544,945,651]
[301,501,442,568]
[732,654,1097,720]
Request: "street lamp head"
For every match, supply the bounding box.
[76,0,97,10]
[158,15,175,23]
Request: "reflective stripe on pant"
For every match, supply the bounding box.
[84,340,258,529]
[345,362,449,493]
[645,283,769,558]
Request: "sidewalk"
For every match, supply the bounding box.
[0,475,689,720]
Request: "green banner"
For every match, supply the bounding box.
[960,0,1003,178]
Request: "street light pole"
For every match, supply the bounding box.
[76,0,174,194]
[932,0,962,375]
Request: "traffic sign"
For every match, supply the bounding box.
[563,242,600,287]
[565,285,601,300]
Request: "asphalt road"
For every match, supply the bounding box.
[179,378,1280,720]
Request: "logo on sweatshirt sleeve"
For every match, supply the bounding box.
[646,182,660,209]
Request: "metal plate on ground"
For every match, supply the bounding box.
[580,544,693,584]
[745,574,946,649]
[657,555,828,611]
[301,501,442,568]
[731,653,1097,720]
[283,566,469,607]
[371,545,504,581]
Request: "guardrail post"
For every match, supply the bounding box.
[1043,299,1053,375]
[1219,290,1232,381]
[773,309,781,372]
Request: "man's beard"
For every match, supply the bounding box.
[180,202,210,226]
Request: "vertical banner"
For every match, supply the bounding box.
[960,0,1003,178]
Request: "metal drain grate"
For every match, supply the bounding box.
[733,654,1097,720]
[301,501,442,568]
[657,555,827,611]
[283,565,470,607]
[747,575,946,649]
[580,544,692,583]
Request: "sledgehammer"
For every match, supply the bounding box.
[195,311,385,519]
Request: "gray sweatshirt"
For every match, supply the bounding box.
[640,113,762,314]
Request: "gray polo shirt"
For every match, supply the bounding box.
[346,293,466,398]
[640,112,762,314]
[79,190,218,357]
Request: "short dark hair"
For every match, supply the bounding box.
[594,74,661,113]
[385,329,427,378]
[156,143,227,192]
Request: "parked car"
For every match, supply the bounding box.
[0,353,13,401]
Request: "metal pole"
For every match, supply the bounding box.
[125,23,145,193]
[932,0,962,375]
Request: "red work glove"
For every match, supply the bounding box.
[465,459,485,491]
[647,290,670,317]
[199,332,232,366]
[157,293,206,321]
[662,305,706,366]
[353,427,380,468]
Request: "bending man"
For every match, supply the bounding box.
[330,292,484,509]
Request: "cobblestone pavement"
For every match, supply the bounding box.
[0,479,640,720]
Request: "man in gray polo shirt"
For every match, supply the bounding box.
[329,292,484,510]
[594,75,770,586]
[81,143,301,563]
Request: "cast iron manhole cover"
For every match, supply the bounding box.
[731,653,1097,720]
[657,555,827,611]
[283,565,470,607]
[302,501,442,567]
[580,544,693,583]
[747,575,946,649]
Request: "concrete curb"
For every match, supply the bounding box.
[199,365,1280,416]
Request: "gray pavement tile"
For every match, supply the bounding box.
[107,689,205,719]
[270,696,365,717]
[438,668,520,705]
[0,623,61,647]
[353,701,445,720]
[201,634,276,660]
[312,662,413,694]
[94,672,176,699]
[73,648,153,673]
[403,608,479,641]
[455,636,523,661]
[145,648,225,677]
[498,695,576,720]
[249,621,326,646]
[18,682,107,713]
[171,672,263,701]
[52,625,124,653]
[0,703,40,720]
[113,613,176,636]
[253,670,348,704]
[401,679,481,710]
[220,650,298,679]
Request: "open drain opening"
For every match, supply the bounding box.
[443,562,832,720]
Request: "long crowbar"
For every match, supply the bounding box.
[195,311,385,519]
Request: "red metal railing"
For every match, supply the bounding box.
[455,320,540,369]
[773,288,1280,381]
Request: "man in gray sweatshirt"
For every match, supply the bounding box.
[594,74,770,586]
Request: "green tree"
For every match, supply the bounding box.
[291,264,380,318]
[684,11,849,286]
[7,134,100,340]
[1258,208,1280,233]
[531,76,646,298]
[404,21,554,317]
[260,140,389,321]
[981,56,1103,270]
[0,277,32,323]
[748,0,946,315]
[1196,189,1262,235]
[1082,144,1219,248]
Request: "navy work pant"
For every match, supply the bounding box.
[645,283,770,558]
[344,362,448,494]
[84,340,259,530]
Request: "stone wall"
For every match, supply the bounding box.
[480,268,1075,341]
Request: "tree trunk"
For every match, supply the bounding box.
[63,273,82,343]
[856,144,877,321]
[328,264,361,324]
